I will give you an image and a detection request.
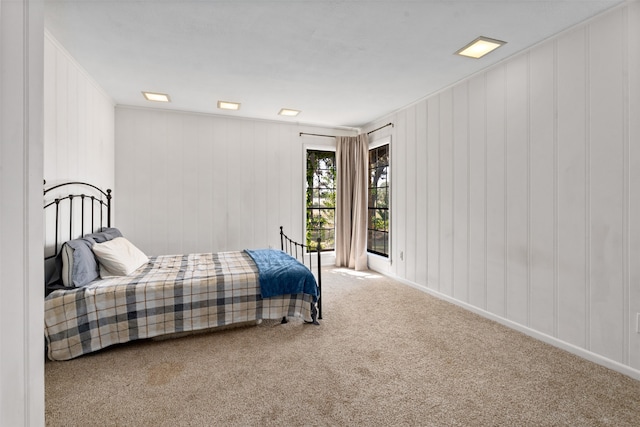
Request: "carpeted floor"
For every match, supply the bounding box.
[45,267,640,426]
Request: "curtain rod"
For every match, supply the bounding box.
[299,132,335,138]
[367,122,394,135]
[299,122,394,139]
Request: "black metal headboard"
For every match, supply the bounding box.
[44,181,112,261]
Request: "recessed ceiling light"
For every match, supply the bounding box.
[278,108,300,117]
[217,101,241,110]
[142,91,171,102]
[455,36,506,59]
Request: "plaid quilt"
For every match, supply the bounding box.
[45,251,315,361]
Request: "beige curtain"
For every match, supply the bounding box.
[335,133,369,270]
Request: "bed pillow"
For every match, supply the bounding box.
[59,237,100,287]
[92,237,149,277]
[84,227,123,243]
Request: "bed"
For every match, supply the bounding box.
[44,181,322,361]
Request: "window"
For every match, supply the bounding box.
[368,143,390,257]
[306,150,336,251]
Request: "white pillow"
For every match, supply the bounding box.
[91,237,148,277]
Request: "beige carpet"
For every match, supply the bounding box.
[46,267,640,426]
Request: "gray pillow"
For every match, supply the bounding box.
[85,227,123,243]
[59,237,100,287]
[55,228,124,288]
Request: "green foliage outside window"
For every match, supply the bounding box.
[306,150,336,251]
[368,144,390,257]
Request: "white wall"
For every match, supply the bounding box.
[0,0,44,425]
[44,31,115,194]
[365,2,640,379]
[43,32,115,263]
[115,106,350,256]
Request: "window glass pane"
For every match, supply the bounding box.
[376,187,387,208]
[378,145,388,164]
[367,143,390,257]
[306,150,336,251]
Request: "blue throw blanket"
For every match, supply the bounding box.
[245,249,319,302]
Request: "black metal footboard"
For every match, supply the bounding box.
[280,226,322,320]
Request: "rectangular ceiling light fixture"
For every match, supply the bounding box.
[142,91,171,102]
[217,101,241,110]
[278,108,300,117]
[456,36,506,59]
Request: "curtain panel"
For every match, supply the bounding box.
[335,134,368,270]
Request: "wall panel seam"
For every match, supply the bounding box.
[504,67,509,318]
[553,39,559,339]
[438,95,442,293]
[451,89,456,297]
[425,104,429,284]
[467,81,471,303]
[585,25,592,351]
[527,52,532,328]
[622,5,630,366]
[484,73,488,310]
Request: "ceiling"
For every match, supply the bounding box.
[44,0,623,129]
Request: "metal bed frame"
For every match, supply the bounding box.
[44,181,322,320]
[280,226,323,320]
[44,181,112,261]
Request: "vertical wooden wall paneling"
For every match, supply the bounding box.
[623,4,631,368]
[77,76,86,178]
[621,4,630,367]
[585,17,593,355]
[453,82,470,303]
[588,8,625,362]
[137,110,155,252]
[288,127,303,244]
[427,96,441,290]
[213,117,229,251]
[239,121,256,249]
[45,33,115,248]
[184,114,203,252]
[266,123,280,247]
[415,100,429,286]
[405,106,418,283]
[485,65,507,317]
[628,0,640,371]
[556,26,588,349]
[68,62,79,179]
[280,125,294,247]
[528,41,556,336]
[114,111,131,234]
[149,111,168,254]
[253,121,268,247]
[44,37,55,179]
[552,40,559,336]
[360,1,637,376]
[505,54,530,326]
[467,74,488,310]
[172,113,183,252]
[55,48,68,178]
[226,118,242,250]
[196,115,215,252]
[439,89,454,297]
[395,110,407,279]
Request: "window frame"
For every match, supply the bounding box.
[303,144,337,254]
[367,136,391,259]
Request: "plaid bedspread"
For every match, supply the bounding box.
[45,251,315,361]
